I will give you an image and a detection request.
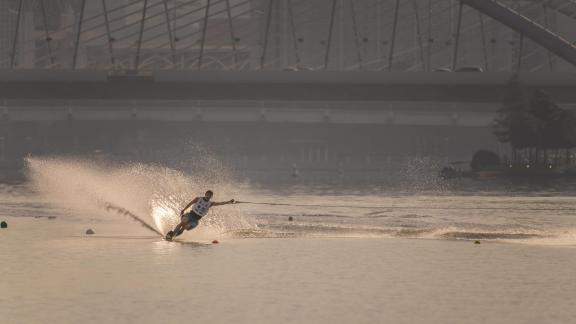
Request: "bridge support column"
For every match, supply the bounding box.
[324,0,338,71]
[388,0,401,71]
[349,0,364,70]
[478,12,489,71]
[412,0,426,71]
[10,0,24,68]
[102,0,116,67]
[286,0,301,68]
[39,0,54,66]
[452,1,464,71]
[261,0,274,70]
[72,0,87,69]
[198,0,212,70]
[162,0,177,68]
[135,0,150,70]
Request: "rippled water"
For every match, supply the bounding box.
[237,186,576,246]
[2,161,576,323]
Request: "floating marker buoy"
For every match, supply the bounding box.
[474,240,481,245]
[212,240,219,244]
[1,221,7,228]
[85,229,95,235]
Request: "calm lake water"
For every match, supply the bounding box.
[2,158,576,323]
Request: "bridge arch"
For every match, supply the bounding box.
[462,0,576,66]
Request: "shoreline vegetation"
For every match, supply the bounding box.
[442,74,576,180]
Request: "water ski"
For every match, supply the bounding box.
[164,231,175,241]
[164,229,185,241]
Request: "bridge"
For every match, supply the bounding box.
[461,0,576,66]
[0,0,574,128]
[0,0,573,105]
[0,0,575,72]
[1,0,576,170]
[0,70,575,103]
[0,0,575,129]
[1,98,497,128]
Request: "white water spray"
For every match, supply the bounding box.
[26,157,255,237]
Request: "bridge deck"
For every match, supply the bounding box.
[2,104,495,127]
[0,71,575,103]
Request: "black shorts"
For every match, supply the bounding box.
[181,212,202,230]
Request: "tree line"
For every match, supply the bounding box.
[493,75,576,167]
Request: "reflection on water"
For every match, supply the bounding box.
[152,239,210,254]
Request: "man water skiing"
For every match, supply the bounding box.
[165,190,235,240]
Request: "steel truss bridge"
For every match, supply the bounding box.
[0,0,574,106]
[1,0,576,163]
[1,0,575,72]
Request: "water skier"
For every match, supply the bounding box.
[165,190,235,240]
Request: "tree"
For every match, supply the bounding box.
[553,109,576,164]
[529,90,562,151]
[493,75,540,158]
[493,75,576,167]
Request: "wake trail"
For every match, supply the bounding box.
[100,201,163,236]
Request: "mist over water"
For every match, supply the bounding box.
[26,157,254,237]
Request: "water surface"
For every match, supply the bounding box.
[2,180,576,323]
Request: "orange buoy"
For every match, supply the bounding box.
[212,240,219,244]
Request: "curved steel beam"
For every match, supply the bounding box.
[461,0,576,66]
[462,0,576,66]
